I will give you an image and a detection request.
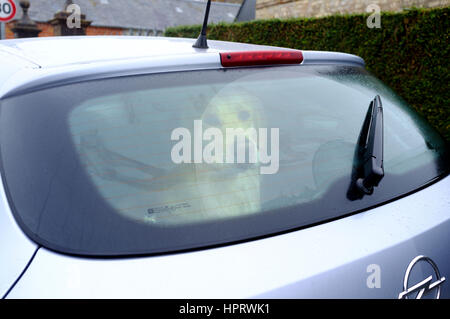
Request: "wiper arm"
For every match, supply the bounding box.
[354,95,384,195]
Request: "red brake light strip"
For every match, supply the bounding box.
[220,50,303,67]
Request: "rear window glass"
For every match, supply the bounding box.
[0,65,448,256]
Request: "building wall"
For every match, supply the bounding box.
[36,23,55,37]
[2,0,238,40]
[5,23,15,39]
[86,26,123,36]
[256,0,450,19]
[4,22,124,39]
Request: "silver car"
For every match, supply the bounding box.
[0,36,449,299]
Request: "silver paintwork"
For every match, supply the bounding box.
[0,171,38,298]
[0,53,222,99]
[0,36,364,99]
[0,36,365,68]
[0,50,39,86]
[0,36,447,299]
[302,50,365,66]
[0,51,40,298]
[6,176,450,299]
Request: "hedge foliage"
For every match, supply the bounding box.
[165,8,449,141]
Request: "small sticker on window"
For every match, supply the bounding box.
[147,202,191,215]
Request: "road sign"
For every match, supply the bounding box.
[0,0,16,23]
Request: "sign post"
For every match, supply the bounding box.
[0,0,17,39]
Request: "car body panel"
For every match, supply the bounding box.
[0,36,364,99]
[0,36,365,69]
[0,51,40,298]
[6,175,450,299]
[0,51,39,95]
[0,36,447,299]
[0,172,38,298]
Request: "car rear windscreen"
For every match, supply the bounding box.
[0,65,448,256]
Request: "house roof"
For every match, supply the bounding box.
[13,0,240,31]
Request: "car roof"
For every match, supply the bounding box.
[0,36,365,98]
[0,36,364,68]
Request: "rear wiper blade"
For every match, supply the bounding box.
[353,95,384,196]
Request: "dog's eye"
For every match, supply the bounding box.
[239,111,250,121]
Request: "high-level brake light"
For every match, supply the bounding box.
[220,51,304,67]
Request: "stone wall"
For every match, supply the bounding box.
[256,0,450,19]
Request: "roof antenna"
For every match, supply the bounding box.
[193,0,212,49]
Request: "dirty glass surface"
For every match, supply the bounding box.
[1,65,448,255]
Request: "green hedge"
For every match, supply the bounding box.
[165,8,450,141]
